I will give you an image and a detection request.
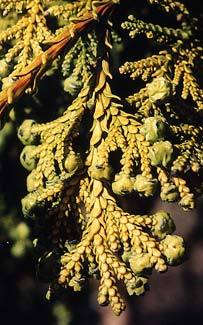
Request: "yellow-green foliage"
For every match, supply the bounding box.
[0,0,203,316]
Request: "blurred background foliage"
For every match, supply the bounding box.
[0,0,203,324]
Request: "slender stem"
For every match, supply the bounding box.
[0,1,116,123]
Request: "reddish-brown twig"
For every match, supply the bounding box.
[0,1,115,123]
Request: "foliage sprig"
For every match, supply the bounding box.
[0,0,203,316]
